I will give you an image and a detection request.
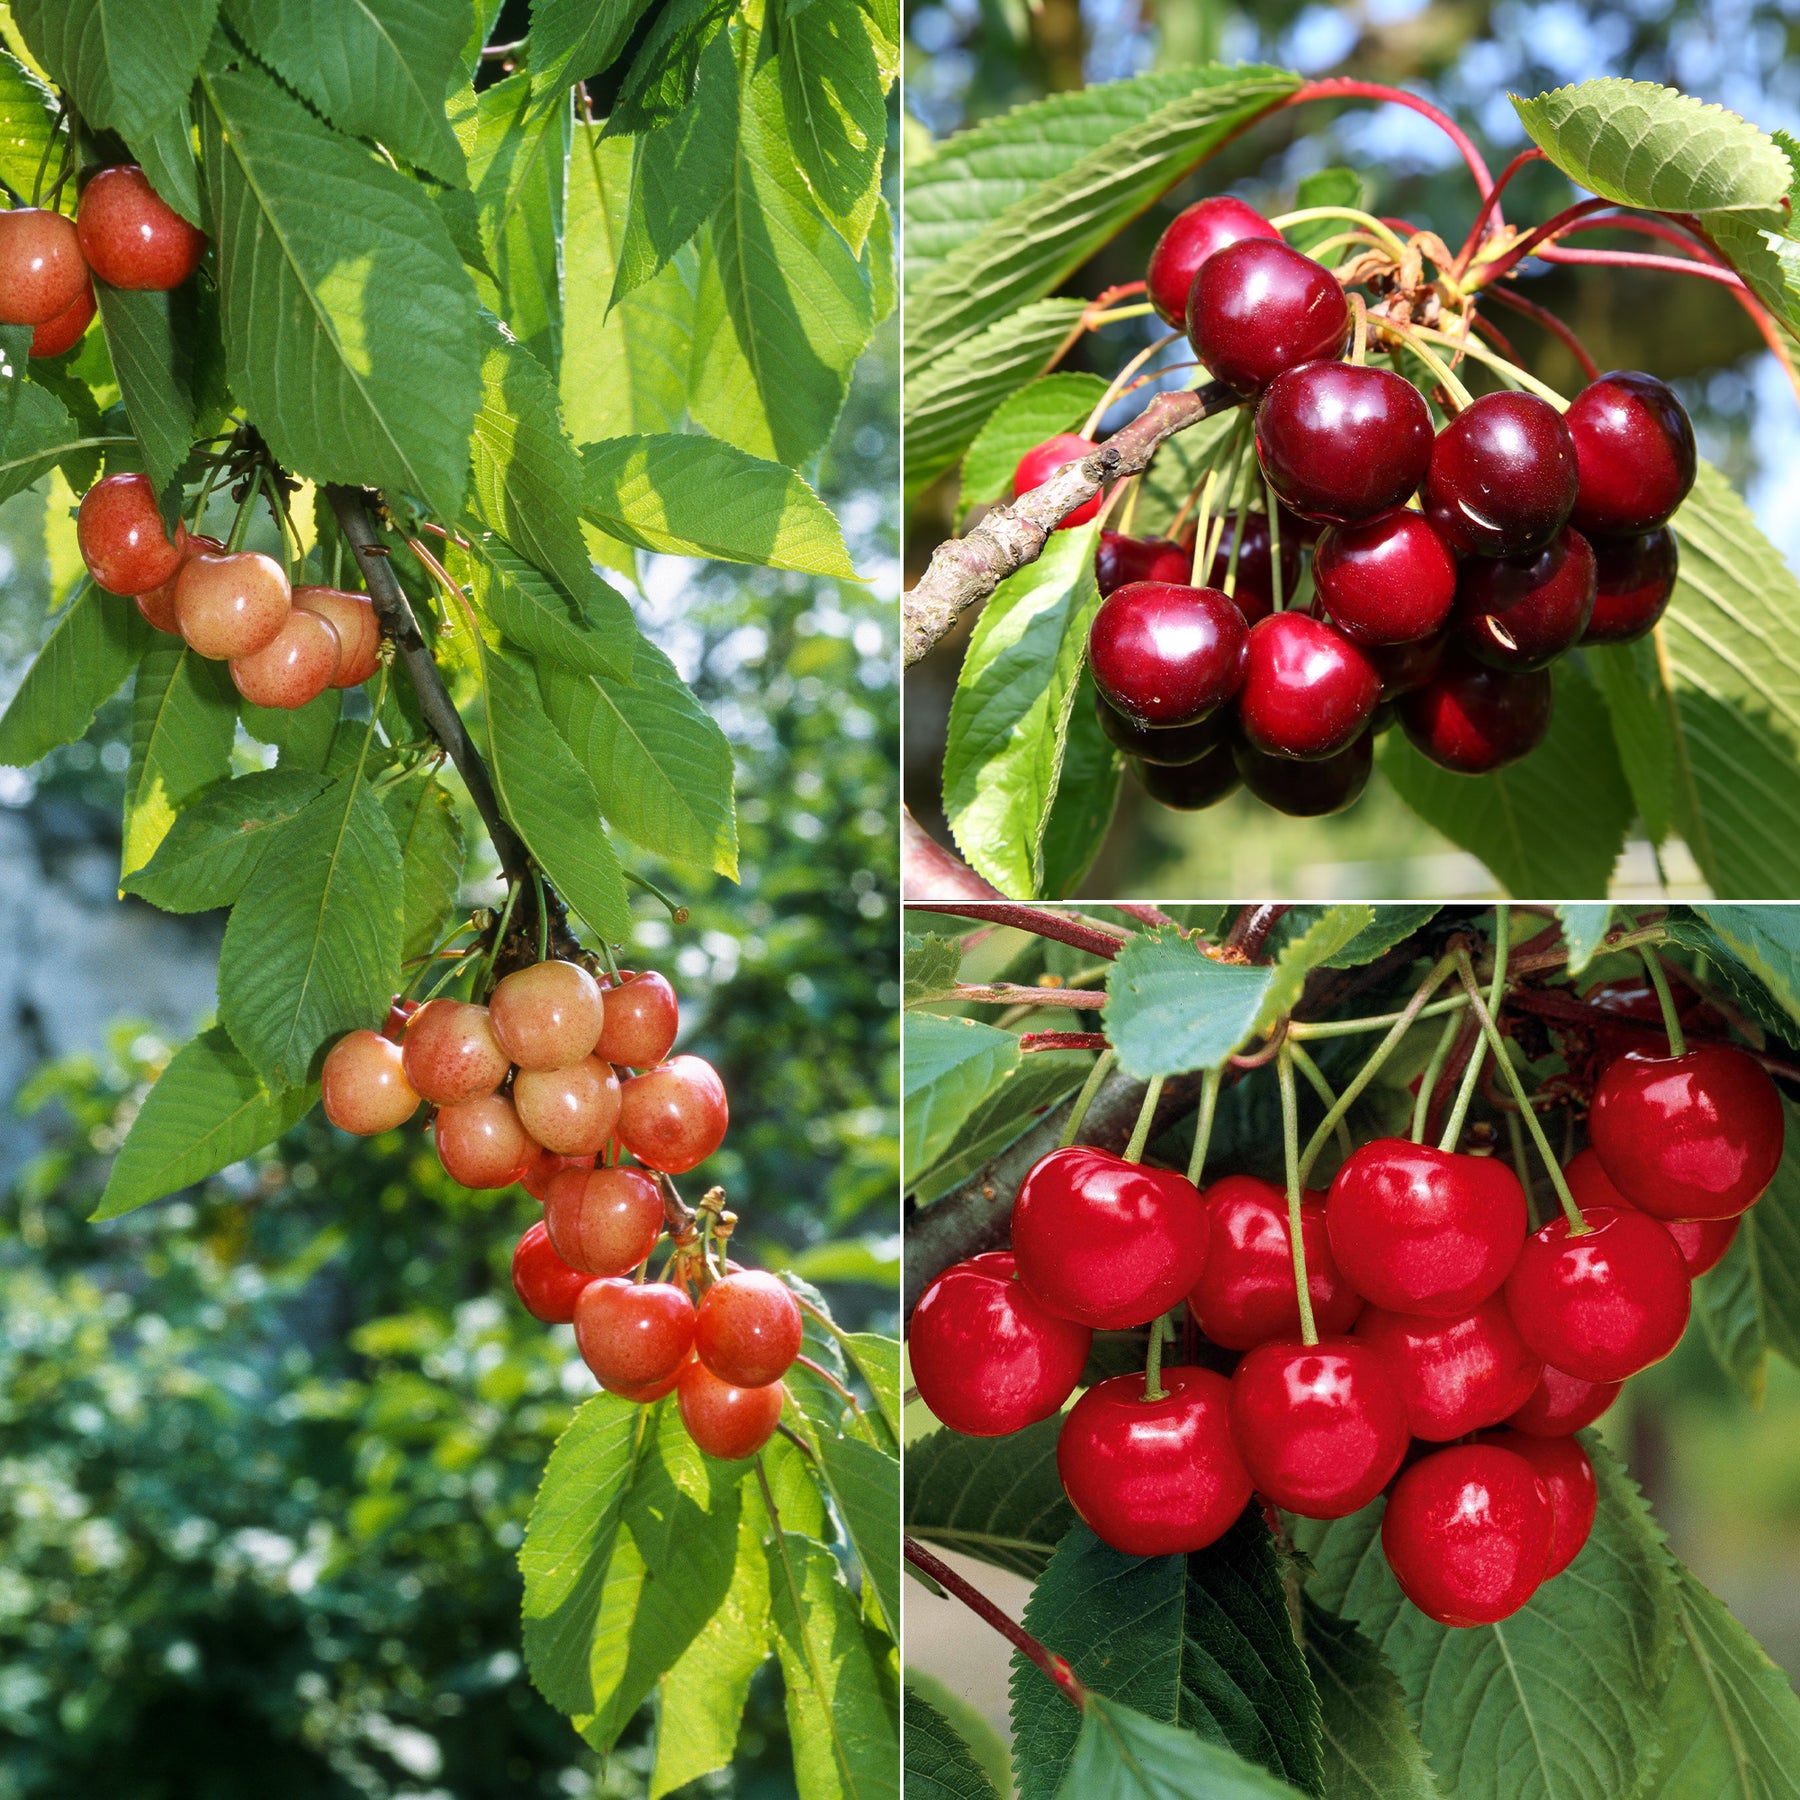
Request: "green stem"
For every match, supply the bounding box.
[1058,1048,1116,1148]
[1289,1041,1352,1163]
[1506,1108,1536,1214]
[1122,1074,1165,1164]
[1412,1009,1464,1142]
[1290,994,1467,1040]
[624,868,691,925]
[1437,1031,1488,1150]
[1639,948,1686,1055]
[1265,474,1286,611]
[533,868,550,964]
[476,875,524,998]
[226,467,264,554]
[1278,1046,1317,1346]
[1142,1315,1168,1402]
[1186,1064,1222,1187]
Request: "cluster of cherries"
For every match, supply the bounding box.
[911,983,1784,1627]
[1008,194,1697,818]
[321,958,802,1462]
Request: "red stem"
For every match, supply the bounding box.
[1483,285,1601,380]
[1113,902,1180,930]
[1019,1030,1110,1053]
[1469,310,1525,366]
[904,903,1129,961]
[1454,147,1547,273]
[902,806,1002,901]
[1287,78,1496,209]
[1471,196,1617,285]
[1225,903,1290,960]
[1534,243,1746,289]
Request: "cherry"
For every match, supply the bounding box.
[434,1093,535,1188]
[521,1145,596,1205]
[1504,1206,1691,1382]
[1227,1336,1409,1519]
[575,1277,697,1388]
[1236,612,1379,760]
[607,1351,693,1405]
[76,166,206,290]
[1233,731,1371,816]
[77,473,185,596]
[29,280,94,357]
[1188,1175,1361,1351]
[1563,1146,1738,1278]
[1452,527,1596,670]
[1096,531,1189,596]
[596,970,680,1069]
[0,207,87,324]
[1582,529,1677,646]
[1202,511,1302,625]
[1145,194,1281,327]
[1056,1366,1252,1556]
[511,1220,591,1324]
[1013,433,1103,528]
[694,1270,804,1388]
[1566,370,1696,537]
[1354,1297,1542,1440]
[1326,1139,1528,1317]
[544,1164,664,1275]
[489,958,606,1071]
[320,1028,420,1135]
[1422,391,1579,558]
[617,1054,728,1172]
[1140,740,1243,810]
[1314,509,1457,646]
[1588,1046,1783,1221]
[1011,1145,1209,1331]
[1504,1362,1621,1437]
[1256,363,1433,525]
[1583,975,1723,1066]
[136,532,222,634]
[1087,580,1248,728]
[512,1054,622,1157]
[1365,633,1445,698]
[1095,688,1230,764]
[401,997,510,1104]
[230,605,341,710]
[908,1251,1092,1435]
[1397,652,1552,774]
[176,549,292,660]
[1381,1443,1553,1626]
[1475,1429,1596,1578]
[293,585,382,686]
[678,1361,786,1460]
[1186,238,1350,396]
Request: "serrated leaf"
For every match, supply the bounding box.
[122,769,328,913]
[93,282,198,491]
[776,0,887,255]
[960,373,1109,513]
[904,1685,1002,1800]
[460,533,634,679]
[1691,906,1800,1031]
[125,102,203,226]
[122,640,239,879]
[912,1048,1093,1206]
[904,1417,1076,1580]
[841,1332,901,1440]
[816,1433,899,1636]
[904,934,963,1004]
[1707,207,1800,343]
[1318,905,1439,969]
[1694,1223,1768,1404]
[607,0,734,137]
[93,1024,315,1219]
[381,768,465,960]
[0,582,151,768]
[1556,904,1612,976]
[1039,670,1121,901]
[0,46,62,202]
[903,1013,1022,1175]
[529,0,657,92]
[1057,1694,1313,1800]
[1299,1597,1441,1800]
[240,687,343,771]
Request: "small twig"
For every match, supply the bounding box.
[1112,902,1180,931]
[904,902,1128,961]
[1225,904,1289,960]
[945,982,1110,1010]
[1020,1031,1110,1053]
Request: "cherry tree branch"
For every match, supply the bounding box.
[901,804,1001,899]
[905,902,1129,960]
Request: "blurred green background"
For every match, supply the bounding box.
[902,0,1798,900]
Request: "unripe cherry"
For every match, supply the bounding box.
[77,472,185,595]
[0,206,88,324]
[544,1164,664,1275]
[576,1277,697,1389]
[76,165,207,290]
[176,549,292,660]
[695,1270,804,1387]
[511,1220,590,1323]
[597,970,681,1068]
[293,586,382,686]
[320,1029,420,1135]
[678,1362,786,1460]
[434,1093,535,1188]
[28,280,94,357]
[401,998,510,1104]
[617,1054,728,1172]
[512,1054,621,1157]
[230,605,341,709]
[489,958,606,1070]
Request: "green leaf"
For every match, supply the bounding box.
[904,932,963,1004]
[0,582,151,769]
[1693,1223,1768,1404]
[1690,906,1800,1031]
[122,640,239,879]
[529,0,657,93]
[240,687,342,771]
[1299,1597,1441,1800]
[1287,168,1365,266]
[125,102,203,226]
[460,533,634,680]
[775,0,887,255]
[580,431,855,574]
[904,1417,1075,1580]
[1011,1517,1323,1800]
[197,53,483,522]
[841,1332,902,1440]
[904,1686,1002,1800]
[816,1433,899,1635]
[1055,1694,1313,1800]
[381,769,466,961]
[14,0,218,146]
[903,1013,1022,1174]
[607,0,734,137]
[1318,905,1439,969]
[960,373,1109,513]
[1707,207,1800,343]
[0,46,62,204]
[912,1048,1093,1206]
[92,283,198,491]
[1557,904,1612,976]
[1585,636,1675,846]
[226,0,469,186]
[1512,79,1792,213]
[122,769,329,913]
[0,351,96,505]
[1039,671,1122,901]
[93,1025,314,1219]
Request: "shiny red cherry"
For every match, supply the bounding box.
[1582,528,1678,646]
[1255,363,1433,525]
[1314,508,1457,646]
[1504,1361,1621,1437]
[1452,527,1596,670]
[1398,652,1552,773]
[1365,633,1445,697]
[1202,510,1302,624]
[1146,194,1282,326]
[510,1220,591,1324]
[77,472,185,596]
[1236,612,1379,760]
[1096,531,1190,595]
[1422,391,1579,557]
[1566,371,1696,536]
[77,165,207,290]
[1563,1146,1738,1277]
[0,206,87,324]
[909,1251,1092,1436]
[1096,687,1231,764]
[1475,1428,1597,1578]
[1139,741,1244,810]
[1013,433,1103,528]
[1233,730,1372,816]
[1188,1175,1362,1351]
[1504,1206,1691,1382]
[28,280,93,357]
[1355,1297,1541,1439]
[1088,580,1248,728]
[575,1277,698,1389]
[1056,1366,1253,1555]
[1381,1443,1554,1626]
[1186,238,1350,396]
[1326,1139,1528,1317]
[1228,1335,1409,1518]
[1011,1145,1209,1331]
[1588,1046,1783,1221]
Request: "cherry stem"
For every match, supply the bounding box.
[1482,286,1602,382]
[794,1353,866,1419]
[1413,1008,1465,1143]
[1469,196,1616,286]
[1452,147,1547,275]
[1289,1041,1352,1163]
[1142,1313,1169,1402]
[1269,204,1414,266]
[1639,945,1687,1056]
[1021,1030,1110,1053]
[1505,1109,1537,1211]
[1122,1074,1165,1164]
[1285,79,1498,211]
[226,466,262,554]
[1059,1047,1117,1147]
[1347,291,1369,366]
[1186,1064,1222,1187]
[1437,1027,1489,1151]
[1383,321,1474,411]
[1407,324,1565,405]
[1289,994,1467,1040]
[904,902,1128,961]
[1264,472,1286,611]
[1278,1045,1317,1347]
[1083,329,1183,440]
[1188,468,1221,588]
[476,874,524,996]
[622,868,691,924]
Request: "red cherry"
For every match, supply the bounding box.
[1422,391,1579,558]
[544,1165,664,1275]
[1202,511,1302,625]
[402,998,510,1104]
[513,1054,621,1157]
[1504,1206,1691,1382]
[694,1270,804,1387]
[1314,509,1457,646]
[176,549,292,660]
[1186,238,1350,396]
[293,585,382,686]
[1145,194,1281,327]
[1233,730,1372,816]
[77,473,185,596]
[909,1251,1092,1436]
[1475,1429,1597,1578]
[1563,1146,1738,1277]
[1326,1139,1528,1317]
[1504,1362,1621,1437]
[511,1220,590,1324]
[320,1029,420,1135]
[1056,1366,1252,1556]
[521,1145,596,1205]
[1583,975,1723,1066]
[606,1350,693,1404]
[1189,1174,1361,1351]
[1236,612,1379,760]
[617,1054,728,1173]
[1364,632,1445,698]
[1581,529,1678,646]
[575,1277,697,1388]
[1095,687,1231,764]
[1255,363,1433,525]
[1011,1145,1209,1331]
[135,531,221,634]
[1452,527,1596,670]
[1013,433,1103,529]
[28,280,94,357]
[1566,371,1696,537]
[1354,1297,1542,1439]
[1588,1046,1783,1221]
[76,166,206,290]
[489,958,606,1071]
[1087,580,1248,728]
[1228,1336,1409,1518]
[1381,1443,1554,1626]
[230,605,341,709]
[596,970,681,1069]
[1397,651,1552,774]
[434,1093,535,1188]
[1096,531,1190,596]
[0,207,87,324]
[678,1361,786,1460]
[1140,740,1244,811]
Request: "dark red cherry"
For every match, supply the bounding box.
[1228,1336,1409,1519]
[1255,363,1433,525]
[1236,612,1379,760]
[1563,1146,1739,1277]
[1475,1429,1596,1578]
[1095,687,1231,764]
[1314,509,1457,646]
[1139,741,1243,810]
[1589,1045,1783,1221]
[1504,1206,1691,1382]
[1583,975,1723,1066]
[1452,527,1596,670]
[1186,238,1350,396]
[1365,633,1445,697]
[1355,1297,1541,1440]
[1582,528,1678,646]
[909,1251,1093,1436]
[1566,371,1696,536]
[1188,1175,1362,1351]
[1381,1443,1553,1626]
[1202,510,1302,625]
[1056,1366,1253,1556]
[1504,1362,1622,1437]
[1011,1145,1210,1331]
[1146,194,1282,327]
[1088,580,1248,728]
[1013,433,1103,528]
[1422,391,1579,557]
[1326,1139,1528,1317]
[1233,730,1371,816]
[1096,531,1190,595]
[1398,652,1552,773]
